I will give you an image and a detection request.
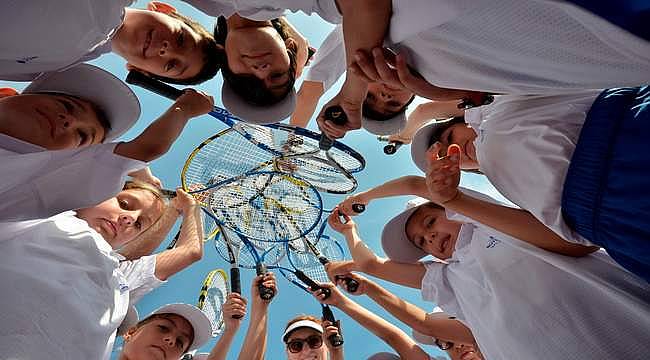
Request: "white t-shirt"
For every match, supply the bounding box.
[182,0,341,24]
[0,211,130,360]
[464,90,602,246]
[0,134,146,221]
[390,0,650,93]
[118,254,166,306]
[304,25,346,91]
[0,0,132,81]
[420,190,650,360]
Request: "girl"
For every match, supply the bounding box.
[330,178,650,360]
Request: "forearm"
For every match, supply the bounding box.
[445,193,598,256]
[402,101,465,138]
[118,205,179,260]
[154,205,204,280]
[236,305,269,360]
[290,81,324,127]
[361,176,429,203]
[207,327,239,360]
[114,107,191,162]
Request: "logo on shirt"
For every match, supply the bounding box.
[119,283,130,294]
[16,56,39,64]
[486,236,501,248]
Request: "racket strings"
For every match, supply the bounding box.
[214,228,286,269]
[199,270,228,336]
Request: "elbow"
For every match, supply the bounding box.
[188,246,203,263]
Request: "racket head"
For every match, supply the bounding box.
[287,235,345,270]
[214,227,286,269]
[206,171,323,242]
[197,269,228,337]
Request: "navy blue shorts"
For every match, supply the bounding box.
[564,0,650,41]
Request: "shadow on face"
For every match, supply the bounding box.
[285,328,327,360]
[121,314,194,360]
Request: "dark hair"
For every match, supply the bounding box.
[362,94,415,121]
[215,16,297,106]
[150,11,222,85]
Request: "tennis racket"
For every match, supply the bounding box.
[126,71,365,194]
[197,269,228,336]
[213,227,282,300]
[377,135,404,155]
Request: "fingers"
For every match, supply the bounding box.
[317,115,349,139]
[224,293,247,318]
[371,48,401,87]
[327,210,345,229]
[351,50,380,82]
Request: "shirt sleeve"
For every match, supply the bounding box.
[305,25,346,91]
[119,255,166,306]
[0,142,146,221]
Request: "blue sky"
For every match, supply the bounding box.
[0,1,507,358]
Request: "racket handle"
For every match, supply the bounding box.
[319,105,347,151]
[126,70,184,100]
[160,189,177,198]
[383,142,403,155]
[351,204,366,213]
[256,263,276,301]
[230,268,243,319]
[335,276,359,293]
[322,306,344,347]
[295,270,331,299]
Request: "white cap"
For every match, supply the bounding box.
[367,352,401,360]
[362,111,407,135]
[117,305,139,336]
[282,320,323,342]
[410,118,461,173]
[381,197,431,262]
[412,307,444,345]
[151,303,212,352]
[24,64,141,142]
[191,353,209,360]
[221,81,296,124]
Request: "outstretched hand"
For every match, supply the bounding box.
[425,143,462,205]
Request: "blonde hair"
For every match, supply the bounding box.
[123,180,165,201]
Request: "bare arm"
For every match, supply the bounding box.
[337,176,429,216]
[390,101,465,144]
[206,293,248,360]
[236,273,276,360]
[115,90,213,162]
[290,81,325,128]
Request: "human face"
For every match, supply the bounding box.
[76,189,165,248]
[446,343,483,360]
[114,8,205,80]
[121,315,194,360]
[285,328,327,360]
[432,123,479,170]
[365,83,413,116]
[405,205,462,260]
[0,93,105,149]
[225,17,292,96]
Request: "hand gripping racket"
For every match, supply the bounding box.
[197,269,228,336]
[126,71,365,194]
[377,135,404,155]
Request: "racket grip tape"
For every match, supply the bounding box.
[352,204,366,213]
[319,105,347,151]
[126,70,184,100]
[295,270,331,299]
[322,306,344,347]
[335,276,359,293]
[256,263,276,301]
[383,142,403,155]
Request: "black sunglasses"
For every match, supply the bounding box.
[435,338,454,351]
[286,335,323,353]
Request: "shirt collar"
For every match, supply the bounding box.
[0,133,46,154]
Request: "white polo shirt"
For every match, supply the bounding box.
[0,134,147,221]
[389,0,650,93]
[118,254,167,306]
[421,190,650,360]
[464,90,602,246]
[0,211,130,360]
[304,25,346,91]
[0,0,132,81]
[183,0,341,24]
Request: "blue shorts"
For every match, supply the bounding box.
[564,0,650,41]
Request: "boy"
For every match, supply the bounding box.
[0,1,219,85]
[0,63,213,221]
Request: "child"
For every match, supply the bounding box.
[282,315,344,360]
[0,63,213,221]
[329,179,650,360]
[409,87,650,280]
[0,181,170,359]
[320,0,650,139]
[1,1,220,85]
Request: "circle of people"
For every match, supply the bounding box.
[1,1,649,360]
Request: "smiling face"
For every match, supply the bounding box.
[75,188,165,249]
[405,204,462,260]
[0,93,106,149]
[285,328,327,360]
[113,7,205,81]
[364,83,414,118]
[431,123,480,170]
[120,314,194,360]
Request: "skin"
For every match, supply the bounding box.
[428,124,480,170]
[224,15,294,97]
[75,188,165,249]
[112,2,205,81]
[285,328,328,360]
[446,343,484,360]
[0,93,105,149]
[120,314,194,360]
[365,82,413,116]
[405,205,463,260]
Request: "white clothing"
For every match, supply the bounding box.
[118,254,166,306]
[420,189,650,360]
[305,25,346,91]
[389,0,650,93]
[182,0,341,24]
[0,0,132,81]
[0,211,130,360]
[0,134,146,221]
[464,90,602,246]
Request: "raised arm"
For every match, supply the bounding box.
[389,101,465,144]
[290,81,325,128]
[337,176,429,216]
[236,273,277,360]
[153,190,204,281]
[205,293,248,360]
[311,282,430,360]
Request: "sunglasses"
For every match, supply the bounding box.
[435,338,454,351]
[286,335,323,353]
